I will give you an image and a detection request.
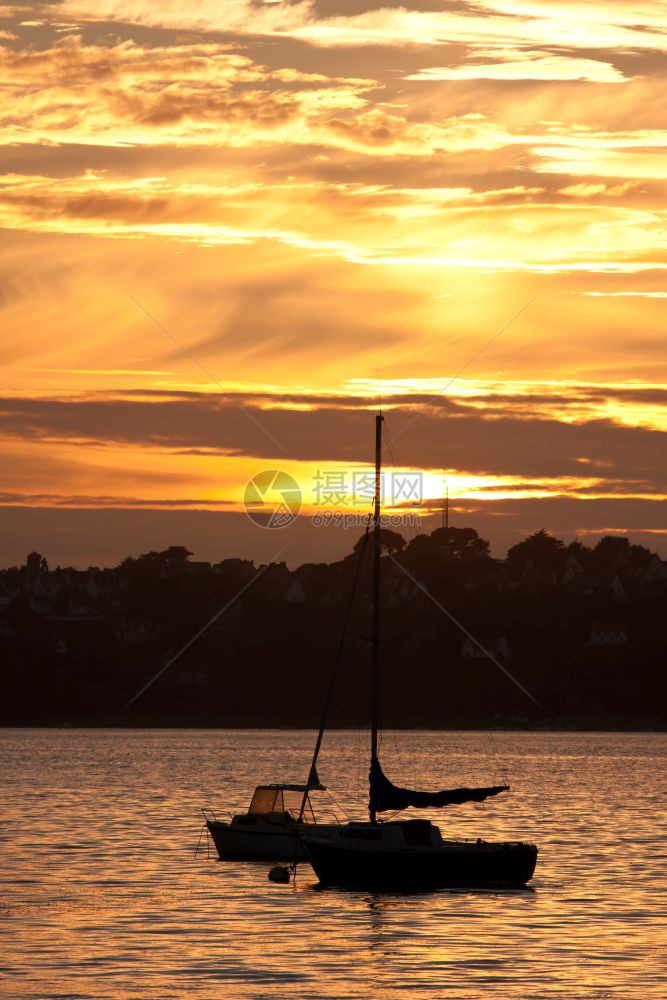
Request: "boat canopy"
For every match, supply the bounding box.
[249,787,302,814]
[249,769,326,815]
[369,757,509,813]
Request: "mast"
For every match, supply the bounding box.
[442,469,449,529]
[370,412,383,823]
[297,516,371,821]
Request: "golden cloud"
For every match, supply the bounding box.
[0,169,665,276]
[53,0,667,56]
[407,49,628,84]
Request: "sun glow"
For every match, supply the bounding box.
[1,1,666,559]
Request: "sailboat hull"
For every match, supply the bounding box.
[302,836,538,889]
[207,820,305,861]
[207,819,339,862]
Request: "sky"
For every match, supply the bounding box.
[1,0,666,568]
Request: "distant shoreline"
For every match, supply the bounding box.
[1,718,664,732]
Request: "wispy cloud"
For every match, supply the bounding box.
[55,0,667,56]
[1,170,665,274]
[407,49,627,84]
[577,290,667,298]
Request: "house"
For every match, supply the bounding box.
[386,578,419,607]
[461,636,511,660]
[94,569,119,604]
[561,554,584,586]
[213,558,255,579]
[69,594,96,617]
[29,596,53,616]
[634,554,667,584]
[284,579,307,603]
[210,600,243,632]
[115,619,161,642]
[258,561,289,583]
[588,622,628,646]
[85,569,99,598]
[30,574,61,600]
[185,561,212,573]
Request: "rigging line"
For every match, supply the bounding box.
[382,417,422,546]
[325,787,351,823]
[381,417,422,784]
[124,541,291,710]
[485,731,508,787]
[386,552,543,710]
[385,416,500,776]
[391,291,542,445]
[298,514,373,821]
[382,419,399,469]
[384,423,502,778]
[125,292,289,458]
[378,423,398,757]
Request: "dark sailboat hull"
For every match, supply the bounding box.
[302,837,538,889]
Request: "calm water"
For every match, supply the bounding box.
[1,729,665,999]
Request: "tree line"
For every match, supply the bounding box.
[1,527,665,727]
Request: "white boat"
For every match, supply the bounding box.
[204,782,339,861]
[301,414,539,889]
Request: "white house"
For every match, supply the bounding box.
[115,619,160,642]
[635,554,667,584]
[561,554,584,586]
[461,637,511,660]
[29,596,53,616]
[284,579,307,603]
[588,622,628,646]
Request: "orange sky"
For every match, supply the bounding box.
[0,1,665,566]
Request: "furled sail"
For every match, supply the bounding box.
[369,757,509,813]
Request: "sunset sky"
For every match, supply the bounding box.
[1,0,665,567]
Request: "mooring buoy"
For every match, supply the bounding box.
[268,865,292,883]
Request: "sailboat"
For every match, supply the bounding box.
[301,414,538,889]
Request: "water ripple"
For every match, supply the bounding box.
[1,729,665,1000]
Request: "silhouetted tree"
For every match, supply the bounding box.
[120,545,192,576]
[593,535,630,570]
[401,526,493,589]
[628,543,653,567]
[353,528,405,556]
[567,539,590,558]
[593,535,652,572]
[25,551,48,574]
[404,526,491,564]
[429,526,491,562]
[159,545,192,566]
[507,529,565,573]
